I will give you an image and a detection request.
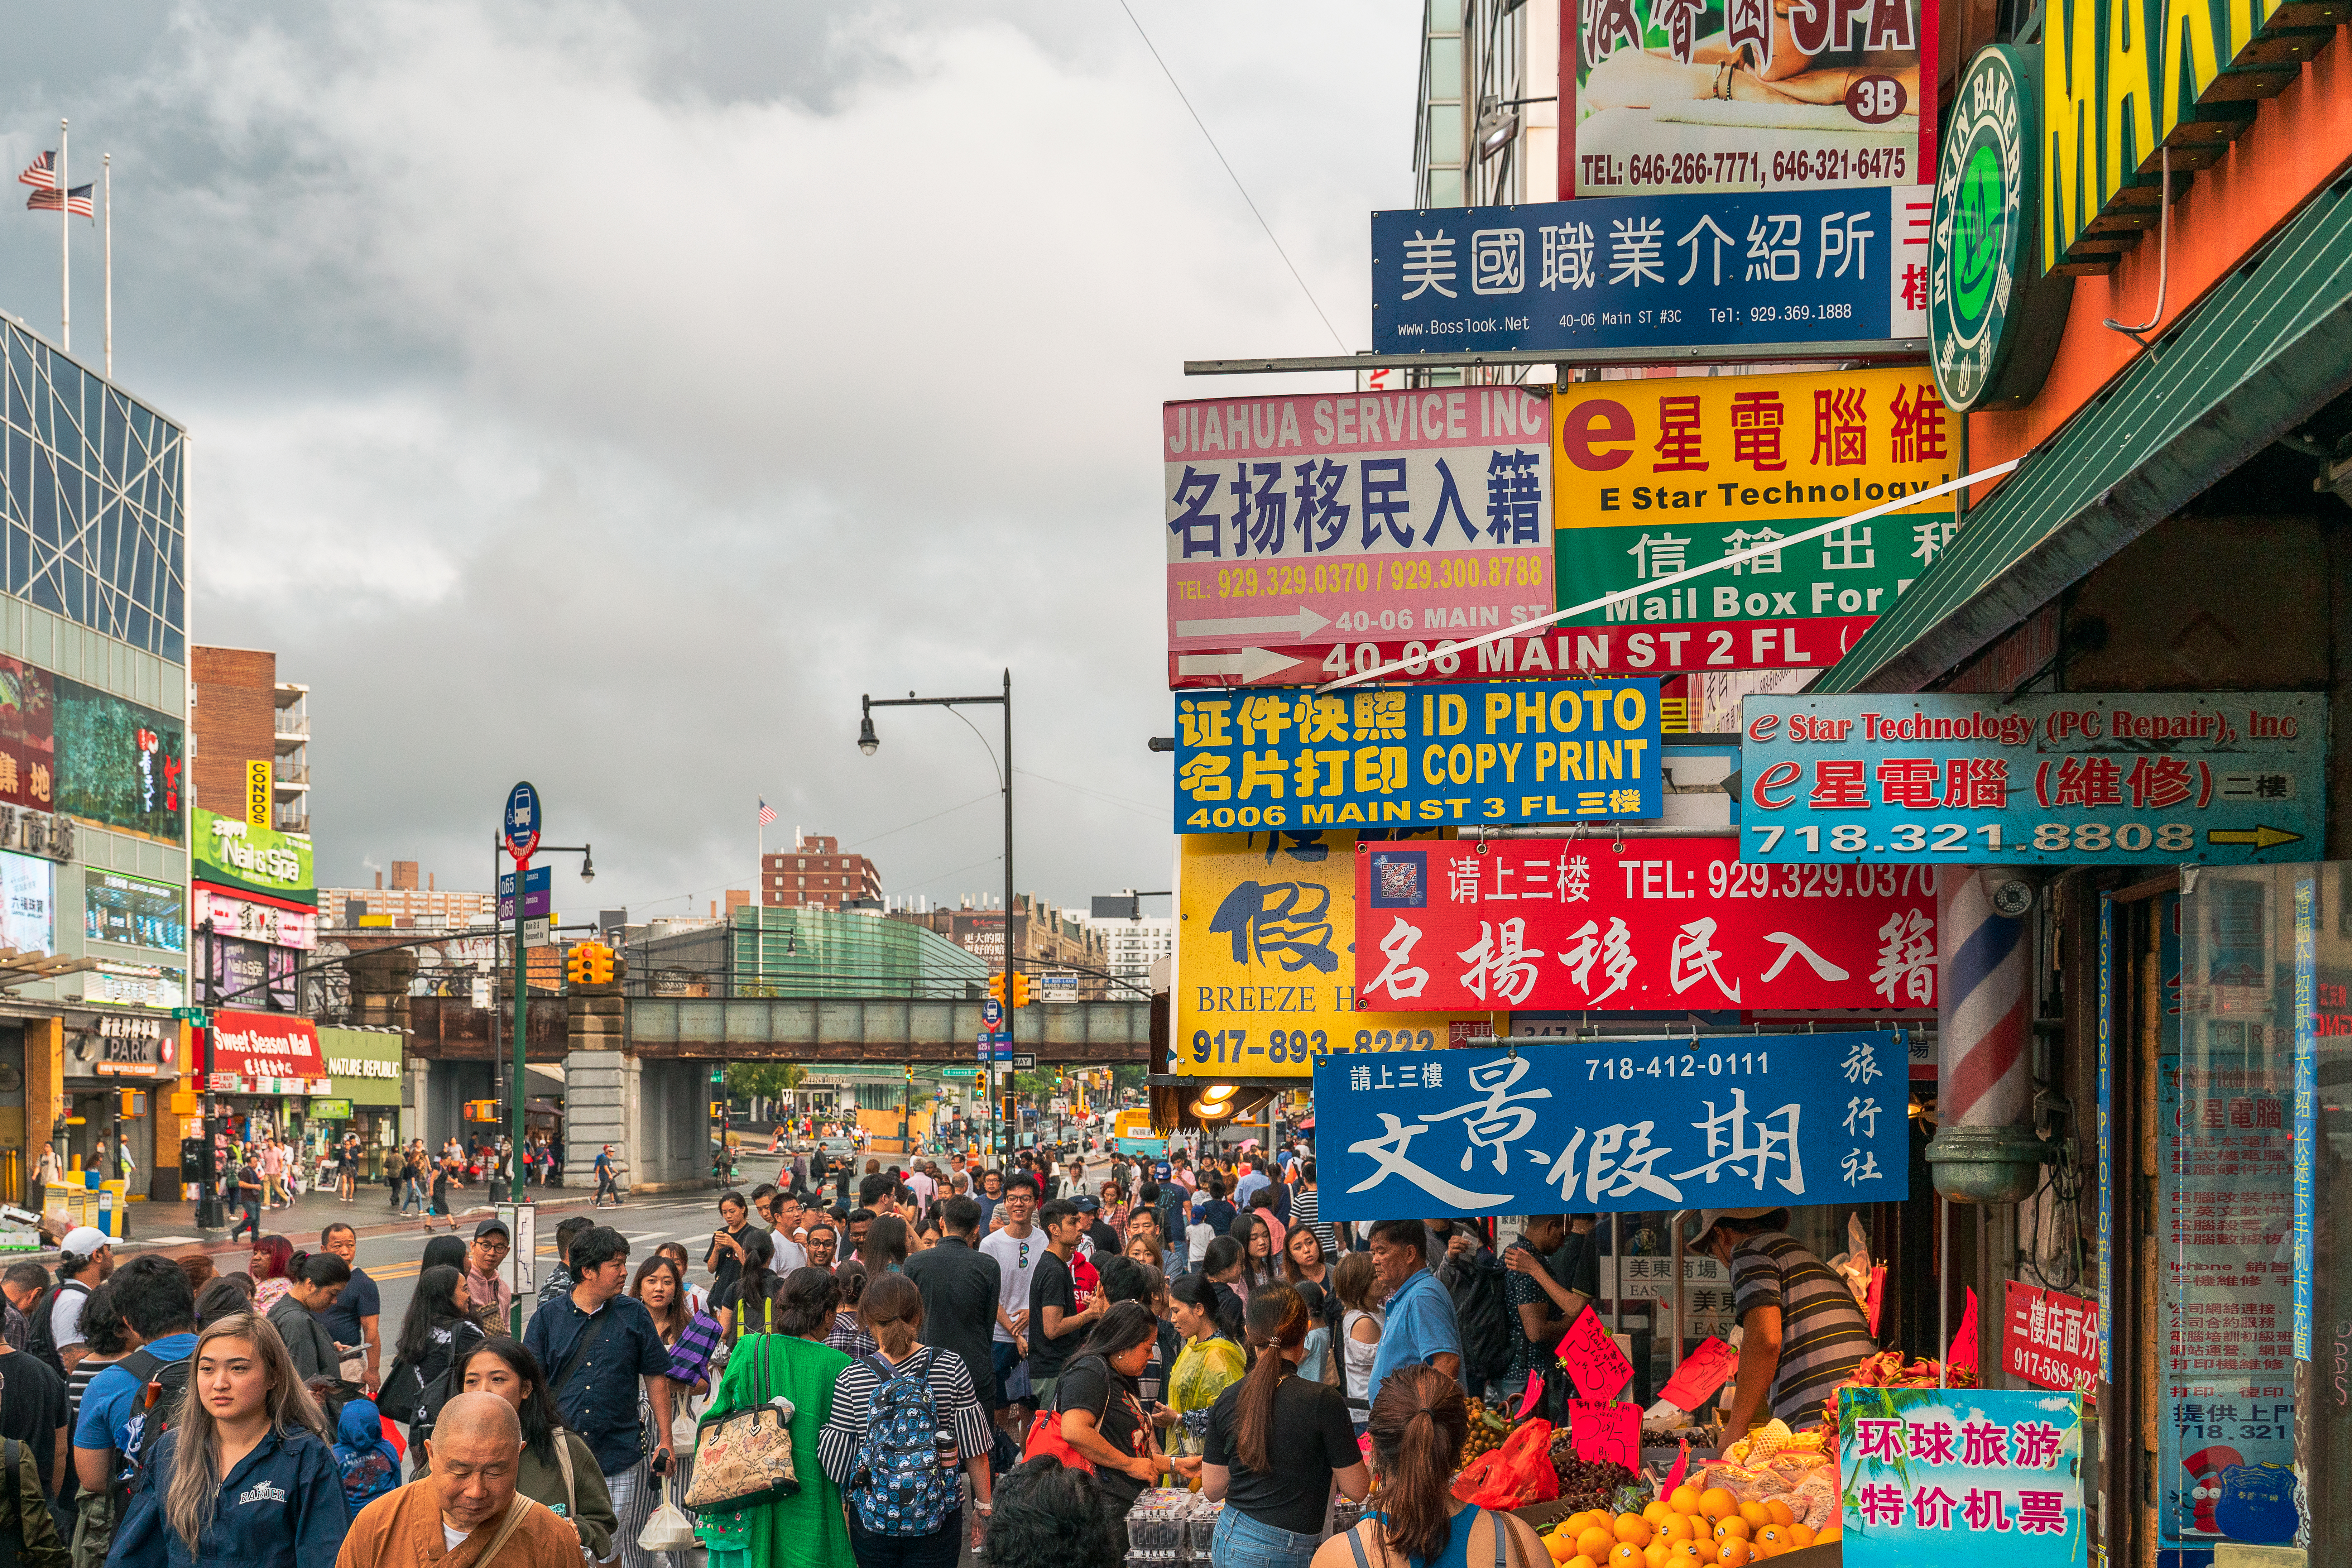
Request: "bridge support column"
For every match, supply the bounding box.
[563,1049,633,1189]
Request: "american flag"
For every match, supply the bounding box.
[758,799,777,827]
[17,152,54,191]
[25,184,91,218]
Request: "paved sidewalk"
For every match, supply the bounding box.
[44,1180,605,1262]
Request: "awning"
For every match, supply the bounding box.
[1814,177,2352,694]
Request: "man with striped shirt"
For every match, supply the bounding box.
[1694,1208,1877,1437]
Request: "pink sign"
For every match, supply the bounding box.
[1657,1336,1739,1411]
[1162,389,1554,675]
[1570,1399,1641,1468]
[1557,1307,1635,1401]
[2002,1280,2100,1393]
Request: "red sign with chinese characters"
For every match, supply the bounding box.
[2001,1280,2100,1393]
[1557,1307,1635,1400]
[207,1008,326,1080]
[1570,1399,1641,1467]
[1354,838,1938,1012]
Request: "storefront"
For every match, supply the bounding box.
[200,1007,328,1147]
[192,807,316,1015]
[60,1008,179,1199]
[316,1025,403,1178]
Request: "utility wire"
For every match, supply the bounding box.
[1115,0,1350,354]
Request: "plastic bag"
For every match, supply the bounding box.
[1453,1420,1559,1510]
[639,1500,699,1552]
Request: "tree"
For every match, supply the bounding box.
[726,1061,806,1102]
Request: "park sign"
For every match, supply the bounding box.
[1550,366,1961,675]
[1371,186,1930,359]
[1309,1031,1909,1221]
[1173,680,1662,832]
[1928,47,2072,411]
[1740,692,2327,864]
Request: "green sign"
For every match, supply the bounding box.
[308,1099,354,1121]
[941,1067,978,1079]
[1929,46,2073,412]
[192,807,316,906]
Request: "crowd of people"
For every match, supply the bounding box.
[0,1126,1875,1568]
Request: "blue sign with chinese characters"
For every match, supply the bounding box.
[1309,1030,1907,1221]
[1741,692,2327,864]
[1175,682,1663,833]
[1372,186,1929,357]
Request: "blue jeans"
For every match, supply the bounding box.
[1211,1506,1321,1568]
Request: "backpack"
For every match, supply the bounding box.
[0,1436,68,1568]
[377,1320,483,1427]
[23,1284,86,1380]
[845,1350,955,1538]
[1451,1248,1513,1390]
[111,1348,194,1494]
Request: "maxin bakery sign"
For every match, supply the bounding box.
[1929,46,2070,411]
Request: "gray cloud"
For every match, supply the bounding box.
[0,0,1418,921]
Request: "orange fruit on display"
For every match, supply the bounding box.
[1786,1525,1816,1550]
[1664,1542,1706,1567]
[1615,1515,1654,1549]
[1578,1528,1617,1562]
[1813,1525,1842,1545]
[1713,1518,1752,1544]
[1669,1487,1703,1516]
[1689,1539,1720,1565]
[1660,1515,1696,1544]
[1754,1525,1791,1554]
[1608,1543,1645,1568]
[1764,1502,1795,1529]
[1698,1490,1737,1524]
[1645,1502,1676,1528]
[1570,1556,1601,1568]
[1644,1541,1669,1568]
[1717,1541,1753,1568]
[1549,1533,1578,1564]
[1738,1503,1771,1531]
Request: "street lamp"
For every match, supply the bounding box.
[490,835,596,1224]
[857,671,1013,1164]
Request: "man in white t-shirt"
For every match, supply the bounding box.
[977,1172,1041,1437]
[905,1162,937,1216]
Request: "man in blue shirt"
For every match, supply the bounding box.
[318,1222,382,1394]
[1192,1177,1237,1239]
[1233,1158,1271,1212]
[1365,1218,1464,1409]
[73,1256,197,1493]
[520,1225,676,1532]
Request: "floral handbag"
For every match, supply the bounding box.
[682,1338,800,1513]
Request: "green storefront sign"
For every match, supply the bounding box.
[308,1099,354,1121]
[1929,46,2074,411]
[193,807,316,906]
[318,1027,403,1107]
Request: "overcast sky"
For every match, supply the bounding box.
[0,1,1421,922]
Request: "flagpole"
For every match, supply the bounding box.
[57,119,68,352]
[101,154,110,378]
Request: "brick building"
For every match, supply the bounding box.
[320,862,497,928]
[762,832,881,910]
[189,646,309,834]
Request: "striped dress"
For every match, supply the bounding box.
[1728,1231,1878,1423]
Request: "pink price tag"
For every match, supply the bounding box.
[1556,1308,1635,1401]
[1516,1370,1546,1420]
[1657,1337,1738,1411]
[1569,1399,1641,1468]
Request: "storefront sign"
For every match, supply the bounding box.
[1309,1030,1908,1219]
[1605,1255,1737,1341]
[308,1098,353,1120]
[1741,692,2327,863]
[1372,186,1930,358]
[245,759,272,830]
[206,939,297,1012]
[0,850,53,954]
[82,962,182,1010]
[1355,838,1936,1010]
[1551,368,1962,675]
[2001,1280,2100,1392]
[1175,830,1499,1080]
[1928,47,2072,411]
[193,809,315,903]
[2291,876,2315,1360]
[86,870,186,953]
[1175,681,1663,832]
[53,678,183,844]
[319,1026,405,1107]
[1164,389,1555,667]
[1564,0,1933,198]
[208,1008,326,1081]
[1839,1387,2083,1563]
[197,888,315,951]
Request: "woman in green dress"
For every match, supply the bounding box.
[692,1266,852,1568]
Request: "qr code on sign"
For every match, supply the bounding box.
[1377,858,1420,901]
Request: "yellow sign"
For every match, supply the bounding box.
[245,760,273,830]
[1175,830,1502,1079]
[1549,366,1960,676]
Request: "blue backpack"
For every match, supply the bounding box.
[847,1350,956,1537]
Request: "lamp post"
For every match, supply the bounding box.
[858,669,1013,1164]
[493,833,593,1206]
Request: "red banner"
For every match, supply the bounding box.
[1353,838,1939,1011]
[2002,1280,2100,1393]
[207,1008,326,1080]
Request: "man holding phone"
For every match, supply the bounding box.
[704,1191,758,1302]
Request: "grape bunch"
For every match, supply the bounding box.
[1547,1448,1640,1513]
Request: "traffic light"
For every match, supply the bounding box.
[988,974,1006,1006]
[585,943,614,985]
[1009,972,1031,1008]
[566,944,592,986]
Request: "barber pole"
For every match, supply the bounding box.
[1925,867,2049,1201]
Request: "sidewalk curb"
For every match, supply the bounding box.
[21,1189,615,1263]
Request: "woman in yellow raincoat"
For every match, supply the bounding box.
[1157,1272,1249,1458]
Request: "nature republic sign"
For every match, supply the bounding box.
[1929,46,2071,411]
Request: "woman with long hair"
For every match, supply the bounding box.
[1097,1179,1128,1237]
[1122,1232,1164,1271]
[1160,1274,1247,1462]
[385,1264,485,1444]
[618,1256,720,1568]
[1331,1251,1384,1438]
[697,1266,854,1568]
[1281,1226,1329,1291]
[109,1314,348,1568]
[455,1340,617,1559]
[863,1214,911,1274]
[1281,1228,1334,1384]
[1232,1213,1281,1293]
[248,1236,294,1315]
[1309,1367,1546,1568]
[420,1235,469,1273]
[1052,1302,1194,1523]
[819,1273,993,1566]
[1202,1285,1370,1567]
[656,1242,709,1318]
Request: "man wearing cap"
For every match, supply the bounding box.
[1690,1208,1877,1443]
[47,1226,112,1374]
[464,1219,515,1337]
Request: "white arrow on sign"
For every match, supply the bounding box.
[1174,648,1310,682]
[1174,605,1331,642]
